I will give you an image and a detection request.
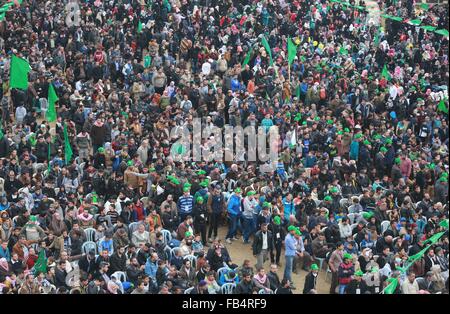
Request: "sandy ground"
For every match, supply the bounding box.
[214,227,331,294]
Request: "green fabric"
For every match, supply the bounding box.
[310,264,319,271]
[354,134,362,139]
[144,55,152,68]
[46,83,58,122]
[421,25,436,32]
[344,128,350,133]
[384,278,398,294]
[408,19,421,26]
[363,140,371,145]
[247,191,256,196]
[199,180,209,187]
[339,46,348,55]
[185,231,193,238]
[197,170,206,175]
[381,64,392,81]
[354,270,364,276]
[437,99,448,114]
[234,187,242,193]
[343,253,353,260]
[362,212,373,219]
[9,55,30,90]
[330,187,338,193]
[395,157,401,164]
[287,37,298,66]
[98,147,105,153]
[183,186,190,192]
[324,195,332,201]
[127,160,134,166]
[380,147,388,153]
[273,216,281,225]
[33,250,47,275]
[137,20,143,33]
[261,36,274,65]
[263,201,271,208]
[63,123,73,164]
[242,49,252,67]
[435,29,449,37]
[196,196,204,203]
[439,219,449,229]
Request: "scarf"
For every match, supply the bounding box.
[253,273,267,285]
[77,213,93,222]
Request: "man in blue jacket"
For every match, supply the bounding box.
[225,188,242,244]
[283,225,298,289]
[282,194,295,224]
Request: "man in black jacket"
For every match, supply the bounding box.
[78,250,98,278]
[267,264,281,291]
[252,223,273,269]
[235,272,255,294]
[109,246,127,274]
[303,263,319,294]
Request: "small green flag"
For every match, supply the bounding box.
[33,250,47,275]
[261,36,274,66]
[384,278,398,294]
[439,219,449,229]
[46,83,58,122]
[408,19,422,26]
[421,25,437,32]
[435,29,449,37]
[339,46,348,55]
[63,123,73,165]
[144,55,152,68]
[137,20,143,33]
[420,3,429,10]
[381,64,392,81]
[242,49,252,67]
[9,55,31,90]
[437,99,448,114]
[287,37,298,66]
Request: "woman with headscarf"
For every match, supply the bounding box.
[0,257,9,277]
[49,212,67,237]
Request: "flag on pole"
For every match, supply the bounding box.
[33,250,47,275]
[46,83,58,122]
[63,123,73,165]
[242,49,252,67]
[9,55,31,90]
[435,29,449,37]
[287,37,298,66]
[381,64,392,81]
[261,36,273,66]
[384,278,398,294]
[437,99,448,114]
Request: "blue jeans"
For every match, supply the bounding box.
[242,217,253,242]
[226,215,239,239]
[284,255,295,283]
[339,284,347,294]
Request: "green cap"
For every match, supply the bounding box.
[273,216,281,225]
[98,147,105,153]
[385,138,393,145]
[327,119,334,125]
[343,253,353,260]
[247,191,256,196]
[344,128,350,133]
[295,228,302,236]
[362,212,374,220]
[199,180,209,187]
[294,113,302,121]
[373,134,382,140]
[197,170,207,175]
[263,201,272,208]
[440,177,448,183]
[354,270,364,276]
[380,147,388,153]
[314,116,320,121]
[330,187,338,193]
[285,112,291,117]
[185,231,193,238]
[310,264,319,271]
[324,195,332,201]
[395,157,401,164]
[363,140,371,146]
[302,121,307,125]
[167,175,180,185]
[441,172,449,178]
[235,187,242,193]
[29,215,37,222]
[148,167,156,172]
[127,160,134,167]
[287,225,297,232]
[184,182,192,188]
[183,186,190,192]
[354,134,363,139]
[196,196,204,203]
[337,131,343,135]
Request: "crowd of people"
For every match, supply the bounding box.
[0,0,449,294]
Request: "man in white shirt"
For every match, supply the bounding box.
[402,272,419,294]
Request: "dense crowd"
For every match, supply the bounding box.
[0,0,449,294]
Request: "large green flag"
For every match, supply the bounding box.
[437,99,448,114]
[381,64,392,81]
[423,231,445,245]
[9,55,31,90]
[33,250,47,274]
[46,83,58,122]
[242,49,252,67]
[287,37,298,66]
[261,36,273,66]
[63,123,73,165]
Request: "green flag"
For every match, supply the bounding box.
[381,15,403,22]
[242,49,252,67]
[408,19,422,26]
[33,250,47,275]
[420,3,429,10]
[287,37,298,66]
[0,12,5,21]
[144,55,152,68]
[163,0,171,11]
[339,46,348,55]
[46,83,58,122]
[9,55,31,90]
[440,219,449,229]
[261,36,273,66]
[63,123,73,165]
[381,64,392,81]
[435,29,449,37]
[437,99,448,114]
[421,25,437,32]
[384,278,398,294]
[423,231,445,245]
[137,20,143,33]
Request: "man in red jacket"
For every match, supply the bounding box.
[338,253,355,294]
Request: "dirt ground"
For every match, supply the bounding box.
[214,227,331,294]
